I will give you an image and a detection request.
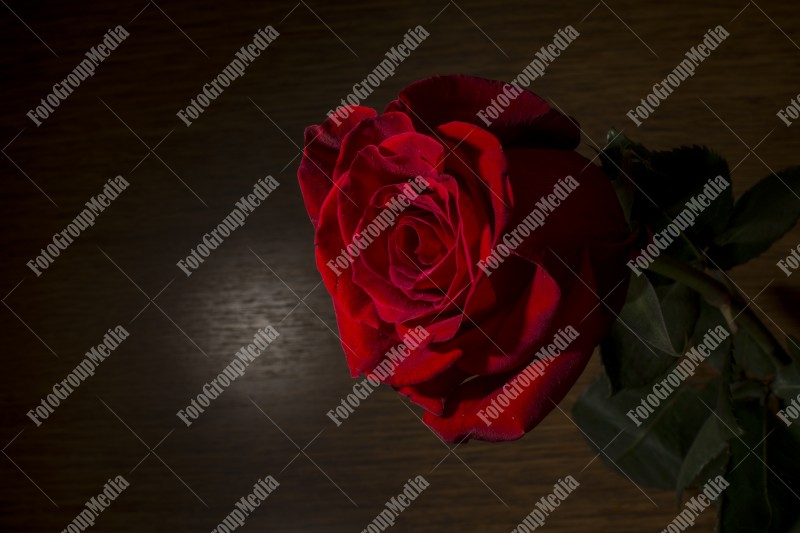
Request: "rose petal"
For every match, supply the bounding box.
[386,75,580,150]
[454,262,561,375]
[423,348,590,442]
[299,106,377,226]
[333,112,415,181]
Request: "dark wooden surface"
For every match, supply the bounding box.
[2,1,799,531]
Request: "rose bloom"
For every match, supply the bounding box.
[299,75,633,442]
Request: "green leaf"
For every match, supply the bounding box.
[602,132,734,260]
[600,274,678,393]
[647,146,733,241]
[711,167,800,269]
[618,274,678,356]
[677,347,738,503]
[691,299,733,371]
[658,281,700,354]
[676,412,731,503]
[573,374,711,489]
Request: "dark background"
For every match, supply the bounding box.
[2,0,799,531]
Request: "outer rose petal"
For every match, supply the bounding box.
[298,106,377,227]
[333,112,415,181]
[386,75,580,150]
[315,178,383,330]
[452,262,561,375]
[423,349,589,442]
[395,365,469,416]
[333,303,398,376]
[423,253,611,443]
[502,148,629,264]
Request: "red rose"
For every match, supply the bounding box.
[298,75,633,442]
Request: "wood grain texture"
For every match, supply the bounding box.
[1,0,799,531]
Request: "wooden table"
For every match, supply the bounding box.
[2,0,798,531]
